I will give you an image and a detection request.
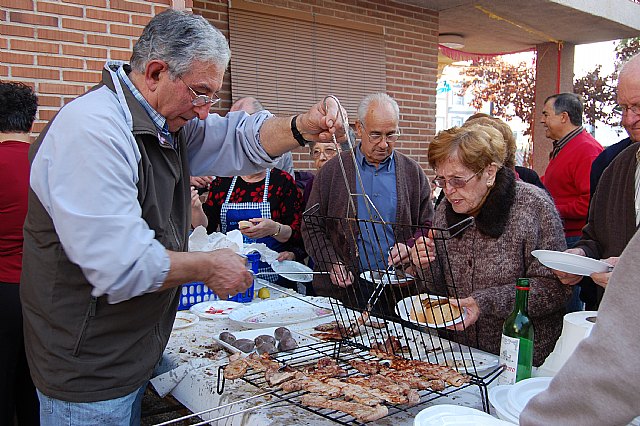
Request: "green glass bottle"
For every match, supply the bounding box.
[498,278,534,385]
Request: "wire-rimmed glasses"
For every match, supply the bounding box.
[179,77,220,109]
[432,169,482,189]
[361,124,400,143]
[311,147,338,159]
[613,103,640,117]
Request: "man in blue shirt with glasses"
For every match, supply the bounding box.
[303,93,433,313]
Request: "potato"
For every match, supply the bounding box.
[232,338,255,353]
[254,335,276,346]
[274,327,291,341]
[219,332,236,344]
[277,336,298,352]
[256,342,277,355]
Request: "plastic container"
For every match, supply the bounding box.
[177,252,259,310]
[233,251,259,303]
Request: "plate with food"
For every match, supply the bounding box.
[228,297,333,329]
[396,294,465,328]
[214,326,317,358]
[531,250,612,276]
[173,311,199,329]
[190,300,244,319]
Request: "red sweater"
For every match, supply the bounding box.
[0,141,30,283]
[542,130,603,237]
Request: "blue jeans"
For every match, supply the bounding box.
[37,383,146,426]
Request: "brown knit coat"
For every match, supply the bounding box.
[428,167,571,366]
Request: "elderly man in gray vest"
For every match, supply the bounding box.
[20,9,344,424]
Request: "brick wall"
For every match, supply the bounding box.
[192,0,438,171]
[0,0,186,133]
[1,0,438,173]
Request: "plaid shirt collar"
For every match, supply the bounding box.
[110,62,170,137]
[550,126,583,159]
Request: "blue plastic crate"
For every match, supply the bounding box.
[177,281,254,310]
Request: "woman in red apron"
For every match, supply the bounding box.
[203,168,305,287]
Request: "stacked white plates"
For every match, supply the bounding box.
[490,378,640,425]
[414,404,512,425]
[488,377,553,424]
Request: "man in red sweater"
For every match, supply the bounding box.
[541,93,603,248]
[541,93,603,312]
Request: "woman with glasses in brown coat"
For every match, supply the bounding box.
[410,124,571,366]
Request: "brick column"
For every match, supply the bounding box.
[531,41,575,176]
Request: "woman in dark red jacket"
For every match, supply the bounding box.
[0,81,39,425]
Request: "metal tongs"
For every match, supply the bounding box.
[248,275,331,310]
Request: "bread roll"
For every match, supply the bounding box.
[238,220,253,229]
[409,298,461,325]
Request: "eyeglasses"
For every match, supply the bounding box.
[311,147,338,159]
[361,124,400,143]
[179,77,221,108]
[432,169,482,189]
[613,103,640,116]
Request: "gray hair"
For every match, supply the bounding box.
[130,9,230,78]
[544,92,583,126]
[357,93,400,122]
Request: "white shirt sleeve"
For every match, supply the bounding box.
[30,88,170,304]
[184,110,279,176]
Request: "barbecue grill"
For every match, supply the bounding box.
[156,96,503,425]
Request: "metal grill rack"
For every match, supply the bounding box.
[208,205,503,425]
[216,340,490,425]
[300,203,502,377]
[179,97,502,424]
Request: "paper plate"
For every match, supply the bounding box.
[488,385,520,424]
[359,270,415,286]
[189,300,244,319]
[228,296,333,329]
[506,376,552,415]
[414,404,510,426]
[173,311,199,329]
[531,250,612,276]
[396,294,466,329]
[270,260,314,282]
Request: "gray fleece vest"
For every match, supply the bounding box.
[20,68,190,402]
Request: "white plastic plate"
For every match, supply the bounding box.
[173,311,199,329]
[189,300,244,319]
[506,376,553,415]
[414,404,510,426]
[270,260,314,282]
[488,385,520,424]
[228,296,333,329]
[532,250,612,276]
[359,270,415,286]
[396,294,466,328]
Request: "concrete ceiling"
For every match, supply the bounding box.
[398,0,640,54]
